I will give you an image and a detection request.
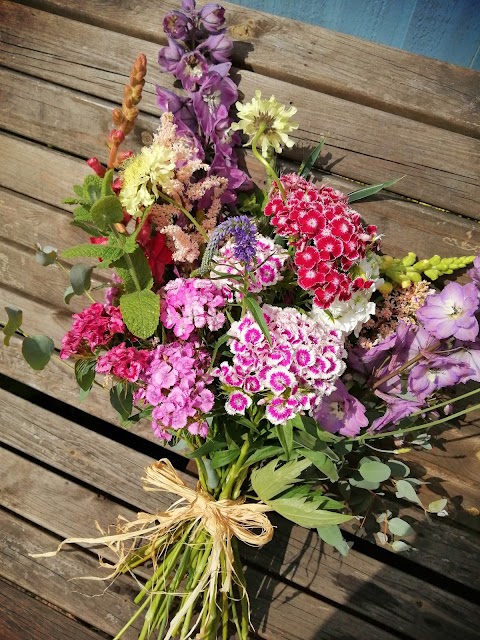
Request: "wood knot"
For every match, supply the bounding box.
[229,20,257,40]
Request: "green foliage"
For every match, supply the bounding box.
[428,498,448,514]
[302,449,339,482]
[64,285,76,305]
[90,195,124,231]
[62,243,123,263]
[75,358,96,393]
[276,420,293,460]
[35,244,58,266]
[112,248,153,293]
[110,383,133,423]
[251,458,312,502]
[210,448,241,469]
[83,174,103,204]
[298,140,325,178]
[395,479,423,506]
[359,461,391,483]
[388,517,415,537]
[347,177,401,203]
[317,525,350,556]
[70,263,94,296]
[120,289,160,339]
[244,296,272,345]
[2,307,23,346]
[22,335,55,370]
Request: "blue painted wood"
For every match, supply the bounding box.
[230,0,480,68]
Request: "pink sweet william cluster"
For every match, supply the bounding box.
[135,341,214,440]
[214,305,346,424]
[60,303,124,359]
[96,343,151,383]
[213,235,289,294]
[160,277,232,339]
[265,174,377,308]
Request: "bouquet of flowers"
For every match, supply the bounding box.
[4,1,480,639]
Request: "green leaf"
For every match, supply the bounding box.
[347,177,402,203]
[73,205,93,222]
[277,420,293,460]
[268,495,353,528]
[90,195,124,231]
[70,263,94,296]
[3,307,23,346]
[64,285,76,305]
[101,170,115,197]
[112,248,153,293]
[243,445,284,468]
[185,439,227,459]
[251,458,312,502]
[70,220,105,237]
[349,475,380,491]
[22,335,54,370]
[298,139,325,178]
[62,243,123,263]
[317,525,350,556]
[395,479,423,506]
[388,517,415,537]
[210,448,241,469]
[110,383,133,422]
[386,460,410,479]
[74,358,96,392]
[123,207,151,253]
[303,449,339,482]
[73,184,84,198]
[359,461,391,483]
[35,244,58,266]
[82,174,102,203]
[120,289,160,339]
[391,540,413,553]
[209,333,230,370]
[428,498,448,514]
[244,296,272,345]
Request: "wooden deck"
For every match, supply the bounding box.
[1,1,480,638]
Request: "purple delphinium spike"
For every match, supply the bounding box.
[370,391,423,432]
[199,3,226,32]
[416,281,479,342]
[314,379,369,437]
[408,355,474,401]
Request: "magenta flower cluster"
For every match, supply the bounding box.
[157,0,251,205]
[60,303,124,360]
[160,277,232,339]
[136,341,214,441]
[214,305,346,425]
[96,343,151,382]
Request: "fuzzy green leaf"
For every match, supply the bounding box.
[119,289,160,339]
[244,296,271,345]
[70,263,94,296]
[90,195,124,231]
[347,177,402,203]
[317,525,350,556]
[251,458,312,502]
[62,243,123,263]
[112,248,153,293]
[22,335,54,370]
[298,139,325,178]
[73,205,93,222]
[101,170,115,197]
[3,307,23,346]
[83,174,102,203]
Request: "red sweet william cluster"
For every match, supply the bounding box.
[265,174,377,307]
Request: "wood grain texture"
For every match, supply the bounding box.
[1,6,479,215]
[1,427,479,638]
[13,0,480,137]
[0,578,107,640]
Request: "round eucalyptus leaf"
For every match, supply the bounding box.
[388,517,415,537]
[359,461,391,483]
[70,263,94,295]
[22,335,55,370]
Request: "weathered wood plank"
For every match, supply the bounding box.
[2,431,479,638]
[0,578,106,640]
[0,27,479,215]
[13,0,480,137]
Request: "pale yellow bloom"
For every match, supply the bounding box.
[119,142,176,215]
[231,90,298,157]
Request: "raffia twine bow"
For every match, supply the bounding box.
[31,459,274,638]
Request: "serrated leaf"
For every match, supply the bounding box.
[83,174,102,203]
[395,479,423,506]
[64,285,75,305]
[35,244,58,266]
[317,525,350,556]
[359,461,391,483]
[70,220,105,237]
[388,517,415,537]
[110,383,133,422]
[73,205,93,222]
[347,177,402,203]
[75,358,96,392]
[90,195,124,231]
[3,307,23,345]
[303,449,339,482]
[244,296,271,345]
[112,248,153,293]
[211,448,241,469]
[120,289,160,339]
[62,243,123,263]
[101,170,115,197]
[22,335,54,370]
[298,139,325,178]
[251,458,312,502]
[428,498,448,514]
[70,263,94,296]
[277,420,293,460]
[73,184,84,198]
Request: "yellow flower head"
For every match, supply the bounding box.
[119,142,176,215]
[231,90,298,157]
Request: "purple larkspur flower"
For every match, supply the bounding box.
[192,72,237,135]
[199,3,226,32]
[314,379,369,437]
[158,37,184,73]
[370,391,423,432]
[450,339,480,382]
[416,281,479,342]
[467,255,480,288]
[176,50,209,91]
[163,10,190,39]
[408,355,474,401]
[202,33,233,62]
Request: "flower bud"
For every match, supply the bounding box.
[112,108,125,127]
[86,157,106,177]
[107,129,125,148]
[158,37,184,73]
[203,33,233,62]
[116,150,134,164]
[163,10,190,39]
[182,0,196,12]
[199,3,225,32]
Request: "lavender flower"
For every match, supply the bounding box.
[198,215,257,275]
[199,3,226,32]
[416,281,479,342]
[158,37,184,73]
[370,391,423,432]
[408,355,474,401]
[467,255,480,288]
[314,380,369,437]
[163,10,190,39]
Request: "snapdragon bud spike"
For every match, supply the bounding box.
[87,157,106,178]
